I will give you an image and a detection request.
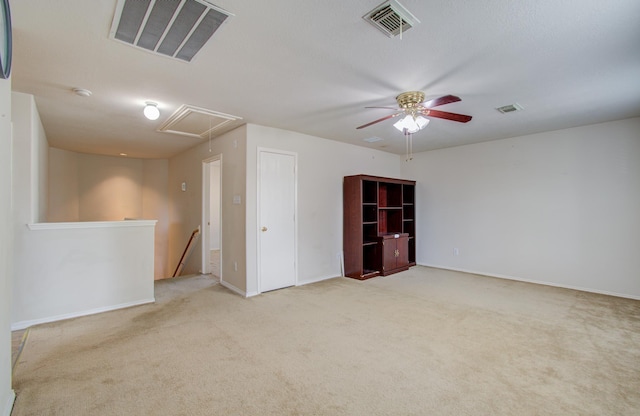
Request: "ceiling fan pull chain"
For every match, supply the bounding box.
[403,129,413,162]
[405,129,412,161]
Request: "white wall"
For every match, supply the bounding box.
[11,93,157,328]
[168,126,247,291]
[402,117,640,299]
[0,72,15,415]
[77,154,144,221]
[35,110,48,222]
[48,147,79,221]
[12,93,47,224]
[142,159,170,279]
[209,161,221,251]
[48,149,170,279]
[11,221,156,329]
[245,124,403,295]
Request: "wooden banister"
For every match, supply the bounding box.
[172,227,200,277]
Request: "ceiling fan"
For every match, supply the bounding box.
[356,91,472,132]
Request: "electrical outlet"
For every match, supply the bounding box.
[233,261,238,271]
[453,248,459,256]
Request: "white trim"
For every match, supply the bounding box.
[298,274,341,286]
[10,298,155,331]
[1,391,15,416]
[419,263,640,301]
[201,154,223,276]
[27,220,157,230]
[220,280,252,297]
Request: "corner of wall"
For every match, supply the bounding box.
[166,125,248,291]
[1,77,14,416]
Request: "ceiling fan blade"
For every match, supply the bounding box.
[422,95,461,109]
[356,112,403,129]
[422,109,472,123]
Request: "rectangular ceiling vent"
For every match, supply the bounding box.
[496,103,524,114]
[110,0,233,62]
[363,136,384,143]
[157,104,242,139]
[363,0,420,38]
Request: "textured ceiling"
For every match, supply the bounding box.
[10,0,640,159]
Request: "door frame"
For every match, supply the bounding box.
[256,147,298,293]
[202,154,223,277]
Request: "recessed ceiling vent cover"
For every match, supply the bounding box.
[158,105,242,138]
[363,137,384,143]
[363,0,420,38]
[496,103,524,114]
[110,0,233,62]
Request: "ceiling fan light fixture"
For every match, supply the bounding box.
[415,115,429,130]
[394,114,429,133]
[143,102,160,120]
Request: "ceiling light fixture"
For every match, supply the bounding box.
[72,88,92,97]
[393,114,429,133]
[143,102,160,120]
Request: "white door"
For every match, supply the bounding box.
[202,156,222,277]
[258,149,296,292]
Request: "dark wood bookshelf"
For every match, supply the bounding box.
[343,175,416,280]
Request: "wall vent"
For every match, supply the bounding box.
[158,104,242,138]
[363,0,420,38]
[110,0,233,62]
[496,103,524,114]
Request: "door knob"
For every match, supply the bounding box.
[261,226,268,232]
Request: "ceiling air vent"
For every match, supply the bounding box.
[496,103,524,114]
[363,137,384,143]
[363,0,420,38]
[110,0,233,62]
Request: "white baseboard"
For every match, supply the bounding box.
[11,298,156,331]
[241,275,341,298]
[298,274,341,285]
[418,263,640,300]
[2,390,15,416]
[220,280,251,297]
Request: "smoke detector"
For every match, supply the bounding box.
[110,0,233,62]
[363,0,420,38]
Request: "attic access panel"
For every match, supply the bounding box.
[110,0,233,62]
[157,105,242,139]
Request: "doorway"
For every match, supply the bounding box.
[202,155,222,278]
[257,148,297,292]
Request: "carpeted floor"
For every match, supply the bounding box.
[11,267,640,415]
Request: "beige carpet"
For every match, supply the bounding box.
[11,267,640,415]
